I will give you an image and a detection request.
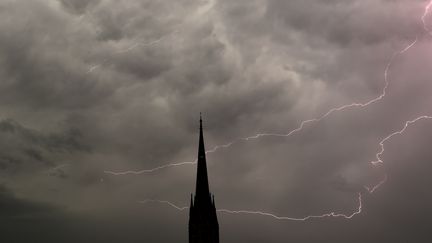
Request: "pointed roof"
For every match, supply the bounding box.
[195,113,210,199]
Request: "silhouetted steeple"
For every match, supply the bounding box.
[195,113,210,199]
[189,114,219,243]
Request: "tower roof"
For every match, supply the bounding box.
[195,113,210,198]
[189,114,219,243]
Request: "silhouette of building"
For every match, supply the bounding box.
[189,114,219,243]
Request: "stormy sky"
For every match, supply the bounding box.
[1,0,432,242]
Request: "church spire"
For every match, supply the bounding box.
[189,113,219,243]
[195,113,210,199]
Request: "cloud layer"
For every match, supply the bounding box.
[1,0,432,242]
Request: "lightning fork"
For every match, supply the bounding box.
[133,1,432,223]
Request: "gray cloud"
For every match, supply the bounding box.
[0,184,56,217]
[0,0,431,242]
[0,118,89,174]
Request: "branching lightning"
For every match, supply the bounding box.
[105,160,197,175]
[365,116,432,193]
[113,1,432,222]
[139,199,189,211]
[86,34,176,74]
[370,116,432,167]
[104,142,234,175]
[104,10,420,176]
[140,114,432,221]
[422,0,432,34]
[219,192,363,220]
[140,192,362,221]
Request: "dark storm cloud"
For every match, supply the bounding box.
[0,184,56,217]
[59,0,100,15]
[0,0,431,242]
[0,118,89,173]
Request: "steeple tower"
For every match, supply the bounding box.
[189,114,219,243]
[195,113,210,199]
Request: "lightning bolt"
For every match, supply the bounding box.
[370,116,432,166]
[140,115,432,221]
[422,0,432,34]
[115,33,177,54]
[217,193,362,220]
[113,0,432,222]
[104,34,418,175]
[86,63,103,74]
[365,116,432,193]
[139,192,362,221]
[105,160,197,175]
[45,163,70,175]
[86,34,175,74]
[139,199,189,211]
[104,142,234,175]
[365,174,388,194]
